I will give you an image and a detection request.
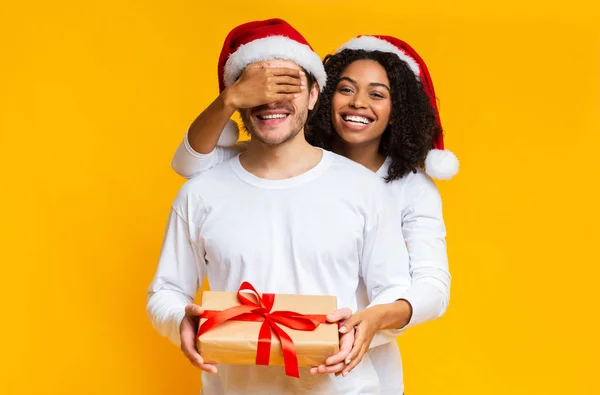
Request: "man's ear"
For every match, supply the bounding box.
[308,83,319,111]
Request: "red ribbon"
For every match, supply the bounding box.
[197,282,328,378]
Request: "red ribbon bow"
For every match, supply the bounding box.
[198,282,328,378]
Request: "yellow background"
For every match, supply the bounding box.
[1,1,599,394]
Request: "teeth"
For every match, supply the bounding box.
[343,115,371,124]
[258,113,288,120]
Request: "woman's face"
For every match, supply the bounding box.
[331,59,392,147]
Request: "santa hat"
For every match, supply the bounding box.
[215,18,327,146]
[337,35,459,180]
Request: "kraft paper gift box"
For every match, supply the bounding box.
[196,283,340,377]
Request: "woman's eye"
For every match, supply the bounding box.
[371,92,384,99]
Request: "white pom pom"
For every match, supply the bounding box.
[217,119,240,147]
[425,149,459,180]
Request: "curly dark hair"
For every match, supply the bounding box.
[306,49,442,182]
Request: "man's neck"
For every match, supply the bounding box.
[240,130,323,180]
[332,136,386,173]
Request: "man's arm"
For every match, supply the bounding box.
[335,187,413,375]
[146,207,205,346]
[361,190,412,311]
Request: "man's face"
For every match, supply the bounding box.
[239,59,319,146]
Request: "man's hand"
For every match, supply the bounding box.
[310,307,354,376]
[180,304,218,374]
[223,62,305,110]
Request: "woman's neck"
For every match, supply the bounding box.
[331,136,386,173]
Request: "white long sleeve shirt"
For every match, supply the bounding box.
[148,149,412,395]
[170,134,451,394]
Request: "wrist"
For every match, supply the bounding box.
[220,87,238,113]
[377,299,413,330]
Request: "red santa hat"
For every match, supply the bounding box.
[337,35,459,180]
[215,18,327,146]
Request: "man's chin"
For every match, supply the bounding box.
[250,128,296,146]
[252,134,291,146]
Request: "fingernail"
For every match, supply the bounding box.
[339,326,347,333]
[301,86,306,90]
[294,94,299,98]
[300,71,305,75]
[343,371,348,376]
[345,358,351,364]
[301,81,306,86]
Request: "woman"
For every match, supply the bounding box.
[171,35,457,394]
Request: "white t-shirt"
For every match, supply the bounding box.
[170,137,451,394]
[148,149,412,394]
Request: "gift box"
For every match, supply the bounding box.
[196,282,340,377]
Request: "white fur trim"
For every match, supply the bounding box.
[425,149,459,180]
[223,36,326,91]
[217,119,240,146]
[336,36,421,79]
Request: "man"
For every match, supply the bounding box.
[147,18,411,394]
